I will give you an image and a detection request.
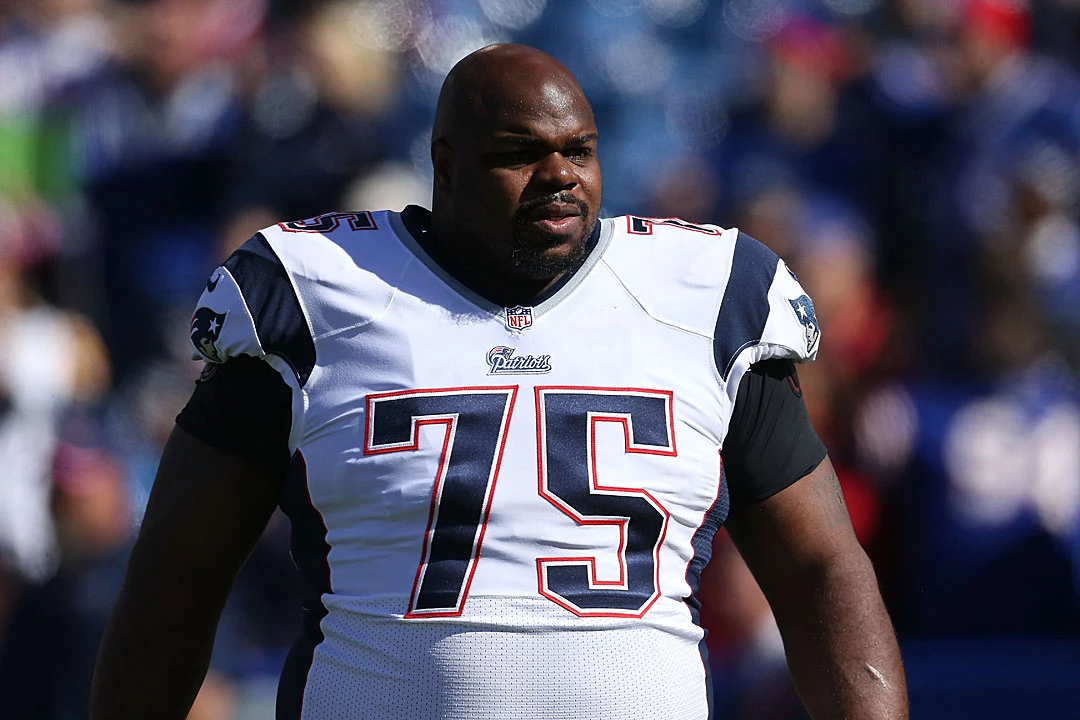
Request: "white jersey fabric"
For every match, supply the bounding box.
[189,210,820,720]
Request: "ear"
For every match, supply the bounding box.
[431,139,454,194]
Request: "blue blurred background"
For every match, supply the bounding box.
[0,0,1079,718]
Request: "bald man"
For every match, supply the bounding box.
[92,45,907,719]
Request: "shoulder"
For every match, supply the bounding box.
[189,231,316,386]
[256,209,396,280]
[597,214,746,338]
[712,231,820,384]
[601,214,746,274]
[189,209,405,383]
[601,215,819,382]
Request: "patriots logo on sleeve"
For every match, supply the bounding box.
[190,307,228,363]
[788,294,820,354]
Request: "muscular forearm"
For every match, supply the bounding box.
[91,545,226,719]
[772,552,908,720]
[727,459,908,719]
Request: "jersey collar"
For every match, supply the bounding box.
[389,205,613,318]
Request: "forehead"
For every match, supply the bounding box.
[467,75,596,140]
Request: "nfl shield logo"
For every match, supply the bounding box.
[504,306,533,331]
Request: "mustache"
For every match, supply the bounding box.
[515,192,588,220]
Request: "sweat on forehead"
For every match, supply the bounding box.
[432,44,590,141]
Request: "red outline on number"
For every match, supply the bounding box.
[627,216,653,235]
[626,215,722,236]
[278,210,378,234]
[363,386,518,619]
[533,386,676,618]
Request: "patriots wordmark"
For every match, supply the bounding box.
[486,346,552,375]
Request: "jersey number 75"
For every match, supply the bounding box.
[364,386,676,619]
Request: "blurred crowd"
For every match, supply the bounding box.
[0,0,1079,718]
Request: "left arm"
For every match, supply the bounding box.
[726,455,908,719]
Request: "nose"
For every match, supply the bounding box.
[531,151,578,192]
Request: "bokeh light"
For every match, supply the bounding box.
[588,0,643,18]
[414,13,508,77]
[822,0,881,16]
[599,31,674,96]
[478,0,547,30]
[349,0,422,53]
[722,0,792,41]
[665,92,728,150]
[643,0,709,28]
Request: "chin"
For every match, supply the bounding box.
[509,228,591,279]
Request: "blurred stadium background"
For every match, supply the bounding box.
[1,0,1079,717]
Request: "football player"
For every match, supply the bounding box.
[92,44,907,719]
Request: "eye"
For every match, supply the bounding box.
[565,146,594,163]
[489,149,543,168]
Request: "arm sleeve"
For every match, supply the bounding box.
[184,231,315,460]
[175,356,293,486]
[713,232,821,385]
[723,358,828,514]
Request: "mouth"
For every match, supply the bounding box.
[523,202,583,235]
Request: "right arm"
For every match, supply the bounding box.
[93,233,303,717]
[90,425,279,719]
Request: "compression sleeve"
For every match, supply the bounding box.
[723,358,828,514]
[175,355,293,486]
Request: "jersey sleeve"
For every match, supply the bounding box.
[722,359,828,513]
[712,231,820,385]
[190,232,316,383]
[187,231,316,453]
[189,264,263,365]
[176,356,294,484]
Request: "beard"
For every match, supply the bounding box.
[508,193,595,280]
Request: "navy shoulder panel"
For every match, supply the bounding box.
[224,233,316,387]
[713,232,779,381]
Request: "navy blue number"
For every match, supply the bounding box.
[628,216,721,235]
[364,388,517,617]
[281,211,377,233]
[536,388,675,617]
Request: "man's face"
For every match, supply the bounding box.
[447,78,602,280]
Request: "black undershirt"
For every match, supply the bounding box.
[176,357,826,513]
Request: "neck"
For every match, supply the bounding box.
[420,208,567,307]
[436,240,563,307]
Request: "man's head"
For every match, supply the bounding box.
[430,44,601,287]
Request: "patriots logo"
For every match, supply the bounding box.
[486,345,552,375]
[190,307,228,363]
[788,295,820,354]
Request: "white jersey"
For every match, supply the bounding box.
[189,210,820,720]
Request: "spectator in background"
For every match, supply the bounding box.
[890,0,1080,373]
[74,0,255,378]
[0,417,240,719]
[219,0,394,257]
[0,427,133,719]
[714,13,884,232]
[0,201,110,585]
[857,241,1080,639]
[1003,138,1080,364]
